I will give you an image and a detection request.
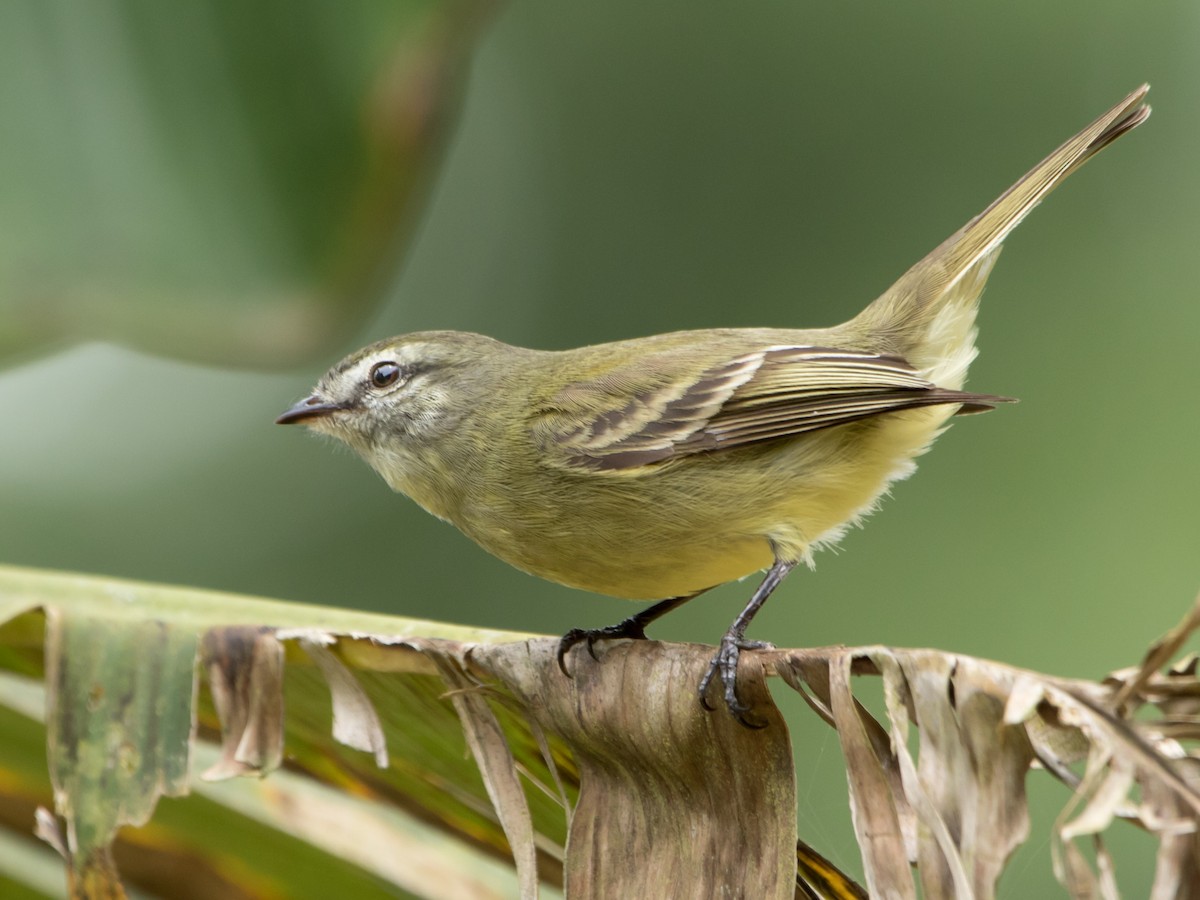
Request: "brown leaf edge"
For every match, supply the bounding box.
[3,570,1199,898]
[773,591,1200,898]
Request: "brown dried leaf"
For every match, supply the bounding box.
[297,635,389,769]
[201,626,285,780]
[775,599,1200,900]
[33,806,67,859]
[1112,592,1200,713]
[473,639,798,899]
[827,651,914,899]
[1145,781,1200,900]
[874,652,974,898]
[6,565,1200,897]
[426,640,541,900]
[953,660,1035,890]
[1059,753,1133,842]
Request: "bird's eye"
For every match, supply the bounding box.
[369,361,402,389]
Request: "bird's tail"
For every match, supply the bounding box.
[854,85,1150,388]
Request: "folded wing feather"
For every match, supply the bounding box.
[543,346,1009,473]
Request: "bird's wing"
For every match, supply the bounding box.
[536,345,1009,473]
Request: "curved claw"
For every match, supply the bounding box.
[556,619,650,678]
[556,629,585,677]
[737,711,769,730]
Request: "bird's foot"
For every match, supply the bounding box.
[556,617,650,676]
[698,634,775,729]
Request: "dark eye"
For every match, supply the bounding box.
[369,361,402,389]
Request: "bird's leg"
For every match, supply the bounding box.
[557,592,703,676]
[698,558,797,727]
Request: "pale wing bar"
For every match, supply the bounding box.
[555,353,764,453]
[561,346,1011,471]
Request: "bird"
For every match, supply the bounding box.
[278,86,1149,724]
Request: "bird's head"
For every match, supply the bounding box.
[276,332,506,484]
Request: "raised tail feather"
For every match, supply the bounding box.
[856,86,1150,378]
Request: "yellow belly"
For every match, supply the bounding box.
[459,406,954,600]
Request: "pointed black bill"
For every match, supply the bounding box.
[275,396,347,425]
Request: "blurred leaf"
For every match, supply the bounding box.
[45,611,198,897]
[0,0,494,368]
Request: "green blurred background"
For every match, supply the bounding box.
[2,0,1196,892]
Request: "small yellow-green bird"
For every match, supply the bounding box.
[279,86,1149,723]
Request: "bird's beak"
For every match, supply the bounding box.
[276,395,348,425]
